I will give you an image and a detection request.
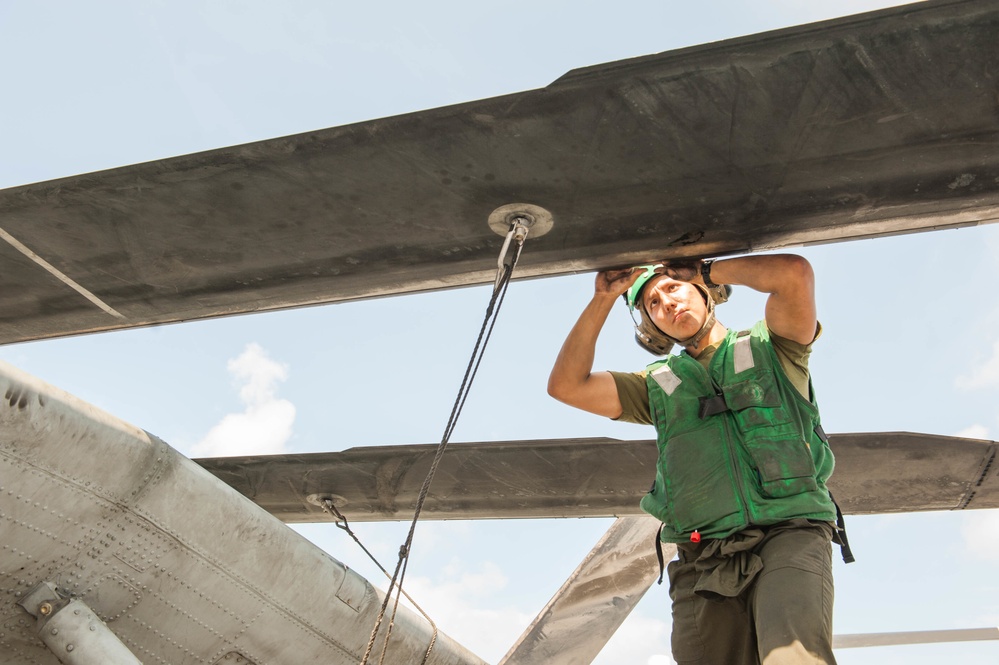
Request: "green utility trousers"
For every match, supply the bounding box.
[667,519,837,665]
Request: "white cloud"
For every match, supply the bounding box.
[395,560,533,663]
[191,343,295,457]
[953,424,990,440]
[594,609,672,665]
[960,509,999,563]
[955,339,999,390]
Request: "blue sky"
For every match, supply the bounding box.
[2,1,998,663]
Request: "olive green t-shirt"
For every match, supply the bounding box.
[611,323,820,426]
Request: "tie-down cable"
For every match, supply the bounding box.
[357,203,554,665]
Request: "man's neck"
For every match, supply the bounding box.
[685,322,728,358]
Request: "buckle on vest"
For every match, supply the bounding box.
[698,394,729,419]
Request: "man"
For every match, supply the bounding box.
[548,254,845,665]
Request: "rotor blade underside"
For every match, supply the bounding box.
[197,432,999,523]
[499,515,668,665]
[3,0,999,345]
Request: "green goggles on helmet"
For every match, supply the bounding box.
[625,264,664,313]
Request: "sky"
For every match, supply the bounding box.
[1,1,998,664]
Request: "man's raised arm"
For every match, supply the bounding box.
[665,254,817,345]
[547,269,640,419]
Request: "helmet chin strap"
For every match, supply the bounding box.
[666,305,717,349]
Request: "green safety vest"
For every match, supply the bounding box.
[640,321,837,543]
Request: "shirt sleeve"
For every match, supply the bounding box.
[609,370,653,425]
[768,322,821,400]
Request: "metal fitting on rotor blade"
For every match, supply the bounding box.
[487,203,554,292]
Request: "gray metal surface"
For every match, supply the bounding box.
[2,0,999,345]
[827,432,998,515]
[834,627,999,649]
[19,593,144,665]
[0,360,486,665]
[499,515,669,665]
[197,433,999,523]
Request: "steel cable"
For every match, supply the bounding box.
[359,236,525,665]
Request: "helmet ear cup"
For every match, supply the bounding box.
[634,318,674,356]
[707,284,732,306]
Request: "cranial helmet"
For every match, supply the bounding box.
[624,264,732,356]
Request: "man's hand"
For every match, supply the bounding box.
[595,268,642,299]
[659,259,702,283]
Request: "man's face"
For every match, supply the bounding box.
[641,276,708,340]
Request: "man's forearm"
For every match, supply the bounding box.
[548,268,640,417]
[548,293,616,397]
[547,291,625,418]
[706,254,816,344]
[702,254,813,297]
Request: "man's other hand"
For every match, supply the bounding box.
[659,259,702,283]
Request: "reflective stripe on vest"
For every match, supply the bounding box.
[733,331,754,374]
[650,364,682,396]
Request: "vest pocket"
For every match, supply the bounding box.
[745,434,818,498]
[664,427,743,532]
[640,470,672,525]
[723,371,791,430]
